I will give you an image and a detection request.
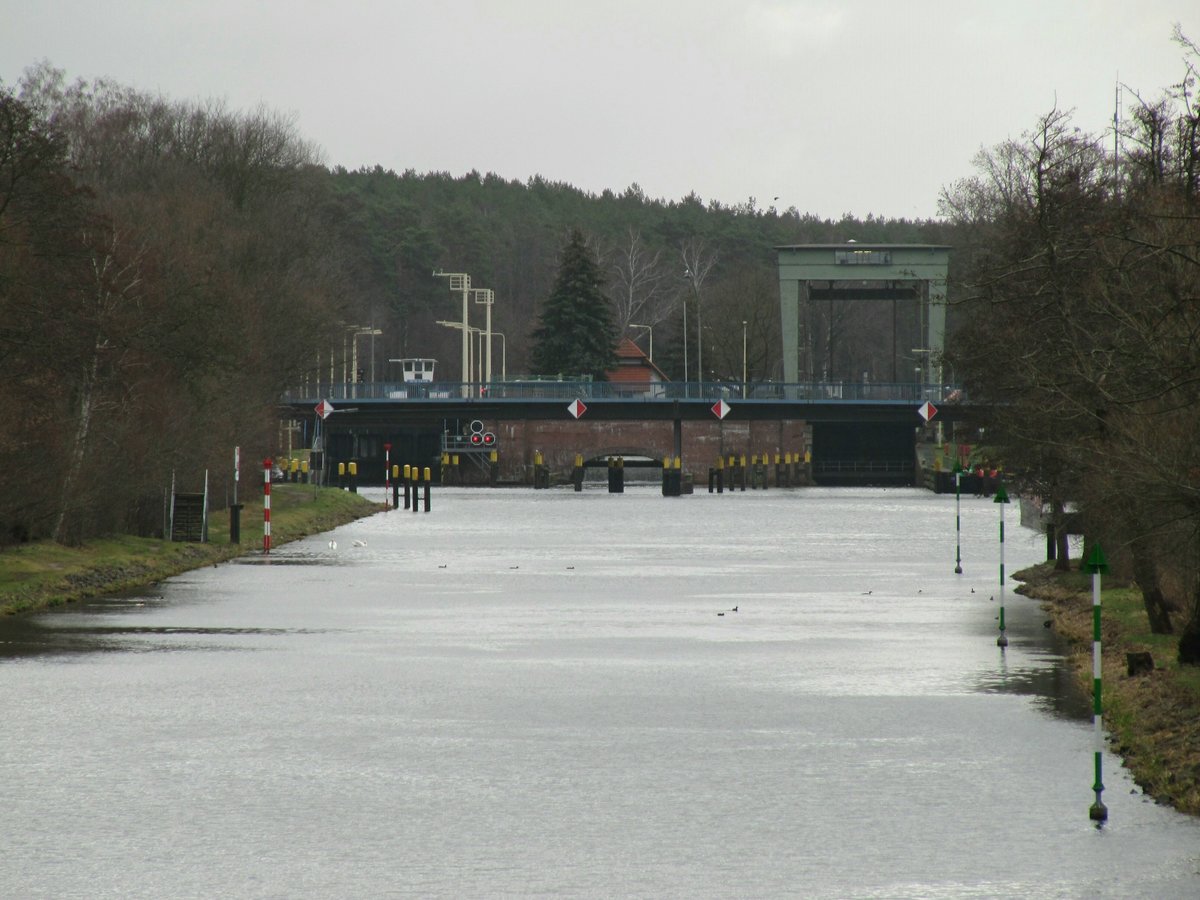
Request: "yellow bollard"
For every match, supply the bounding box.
[674,456,681,469]
[490,450,499,463]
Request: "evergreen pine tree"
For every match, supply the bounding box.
[531,229,618,380]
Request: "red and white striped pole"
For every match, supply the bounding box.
[263,457,272,554]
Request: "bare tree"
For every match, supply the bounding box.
[608,227,671,335]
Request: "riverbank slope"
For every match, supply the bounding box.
[1016,562,1200,815]
[0,485,383,616]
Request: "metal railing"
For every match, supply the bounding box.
[284,381,966,405]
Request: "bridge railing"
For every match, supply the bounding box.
[283,381,965,405]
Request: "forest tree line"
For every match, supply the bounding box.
[0,62,944,549]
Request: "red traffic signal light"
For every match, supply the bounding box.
[469,432,483,446]
[482,432,496,446]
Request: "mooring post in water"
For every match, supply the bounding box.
[403,464,411,509]
[262,457,272,555]
[954,462,963,574]
[1085,543,1110,822]
[995,481,1010,647]
[412,465,420,514]
[423,467,432,512]
[383,443,392,510]
[392,465,400,508]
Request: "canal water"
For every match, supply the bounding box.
[2,487,1198,898]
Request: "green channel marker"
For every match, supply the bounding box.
[1084,543,1110,823]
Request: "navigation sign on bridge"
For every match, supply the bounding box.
[711,399,732,420]
[568,399,588,419]
[315,399,335,420]
[918,400,938,422]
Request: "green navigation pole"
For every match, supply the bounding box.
[994,482,1010,647]
[953,462,963,574]
[1085,543,1110,823]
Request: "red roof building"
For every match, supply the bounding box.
[605,337,670,396]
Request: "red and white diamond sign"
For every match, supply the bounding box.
[918,400,938,422]
[315,399,335,420]
[711,399,732,420]
[567,399,588,419]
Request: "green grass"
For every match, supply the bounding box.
[0,485,382,616]
[1019,560,1200,815]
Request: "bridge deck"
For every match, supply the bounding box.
[283,380,968,424]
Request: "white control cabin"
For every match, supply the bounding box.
[397,358,437,383]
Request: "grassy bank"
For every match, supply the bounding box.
[1016,562,1200,815]
[0,485,383,616]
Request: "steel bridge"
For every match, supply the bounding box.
[279,379,970,488]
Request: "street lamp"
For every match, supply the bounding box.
[685,267,704,387]
[473,288,495,385]
[492,330,507,381]
[436,320,484,384]
[742,320,748,399]
[629,324,653,361]
[434,271,472,396]
[350,327,381,398]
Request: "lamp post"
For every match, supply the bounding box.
[436,320,484,385]
[434,272,472,396]
[629,324,653,361]
[492,330,507,381]
[684,269,704,388]
[473,288,495,386]
[682,299,689,390]
[351,327,381,398]
[742,320,748,399]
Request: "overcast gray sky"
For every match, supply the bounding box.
[3,1,1198,220]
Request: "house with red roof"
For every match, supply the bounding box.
[605,337,670,397]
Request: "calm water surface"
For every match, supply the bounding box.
[2,487,1198,898]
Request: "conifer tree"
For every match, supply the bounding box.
[531,229,618,380]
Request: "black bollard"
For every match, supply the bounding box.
[412,466,420,514]
[423,467,432,512]
[229,504,243,544]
